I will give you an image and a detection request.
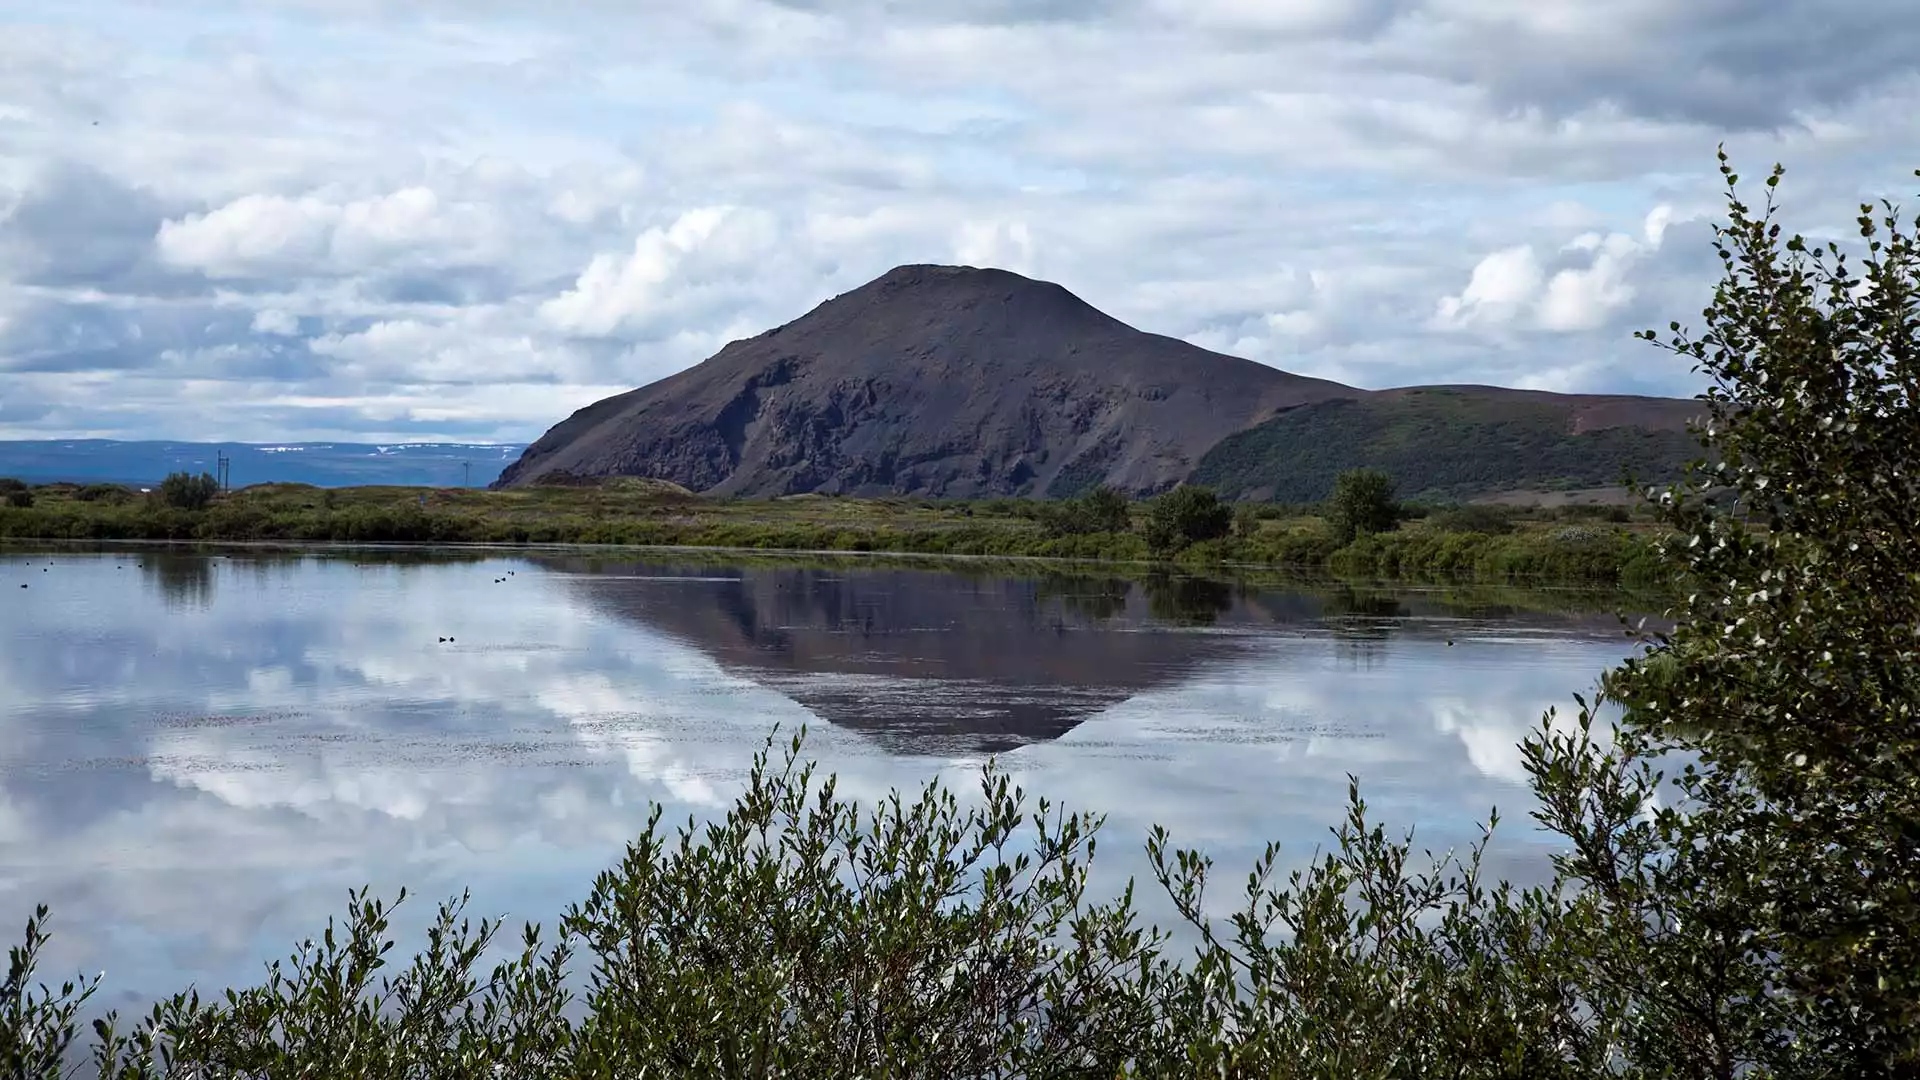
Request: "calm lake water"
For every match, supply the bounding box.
[0,546,1633,1013]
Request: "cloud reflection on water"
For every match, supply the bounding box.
[0,549,1626,1008]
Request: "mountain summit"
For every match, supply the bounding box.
[497,264,1697,500]
[495,264,1354,498]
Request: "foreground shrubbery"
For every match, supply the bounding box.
[1,736,1605,1077]
[7,155,1919,1075]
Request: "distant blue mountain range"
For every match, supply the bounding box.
[0,440,527,488]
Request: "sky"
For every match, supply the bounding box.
[2,0,1918,444]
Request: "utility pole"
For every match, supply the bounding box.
[463,460,471,489]
[215,451,231,492]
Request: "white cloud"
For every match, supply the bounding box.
[952,219,1035,276]
[156,187,500,279]
[1432,245,1543,329]
[2,0,1916,439]
[250,308,299,335]
[1537,231,1642,332]
[539,206,777,339]
[1434,203,1685,336]
[308,314,593,385]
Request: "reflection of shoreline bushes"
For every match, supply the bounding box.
[2,536,1660,624]
[0,480,1669,590]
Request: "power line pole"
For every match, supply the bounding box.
[463,461,471,489]
[215,451,231,492]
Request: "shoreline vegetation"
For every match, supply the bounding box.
[0,474,1675,591]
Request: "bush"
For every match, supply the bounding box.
[1037,484,1131,537]
[73,483,133,503]
[1552,502,1632,523]
[3,489,30,508]
[1077,484,1131,534]
[1142,485,1232,554]
[1325,468,1397,543]
[158,471,220,510]
[1232,502,1261,538]
[1426,503,1516,535]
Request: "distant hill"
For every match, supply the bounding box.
[0,440,524,489]
[1191,388,1702,503]
[494,263,1703,502]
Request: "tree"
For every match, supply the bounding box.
[158,471,219,510]
[1039,484,1132,537]
[1523,153,1920,1073]
[1143,485,1232,554]
[1325,468,1397,543]
[1078,484,1131,534]
[3,489,29,509]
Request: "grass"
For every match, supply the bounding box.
[0,479,1675,590]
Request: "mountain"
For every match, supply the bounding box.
[0,440,525,489]
[497,264,1700,500]
[497,264,1355,498]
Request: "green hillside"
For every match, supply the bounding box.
[1189,389,1700,503]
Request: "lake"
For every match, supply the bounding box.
[0,546,1633,1014]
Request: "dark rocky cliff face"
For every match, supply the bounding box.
[495,264,1355,497]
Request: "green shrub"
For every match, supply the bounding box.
[72,483,133,504]
[3,489,31,509]
[1143,485,1232,554]
[1232,502,1261,538]
[158,471,220,511]
[1037,484,1131,537]
[1325,468,1398,543]
[1427,503,1516,535]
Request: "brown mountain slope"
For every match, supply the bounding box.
[497,264,1699,499]
[496,264,1354,497]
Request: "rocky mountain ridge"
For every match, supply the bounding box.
[497,264,1697,500]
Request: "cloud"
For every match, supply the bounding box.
[1537,231,1643,332]
[952,219,1036,276]
[1432,205,1689,340]
[1432,245,1543,330]
[3,0,1918,439]
[156,187,504,279]
[539,206,779,339]
[250,309,299,335]
[0,162,185,293]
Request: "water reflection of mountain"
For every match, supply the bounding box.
[541,556,1630,755]
[546,559,1257,754]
